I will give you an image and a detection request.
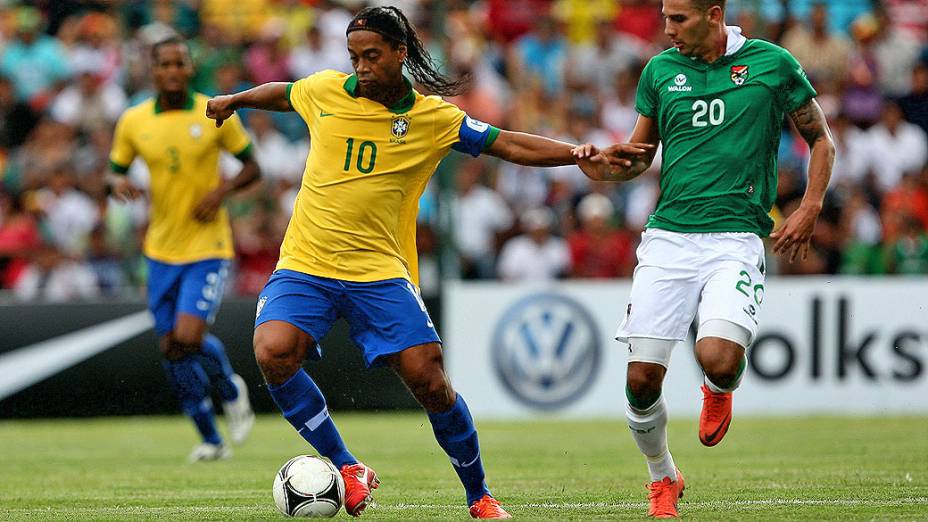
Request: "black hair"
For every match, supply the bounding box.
[347,6,469,97]
[150,35,188,61]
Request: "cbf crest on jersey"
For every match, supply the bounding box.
[731,65,749,86]
[391,115,410,140]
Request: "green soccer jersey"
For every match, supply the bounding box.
[636,38,816,236]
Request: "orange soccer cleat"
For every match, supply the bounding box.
[340,462,380,516]
[469,494,512,519]
[699,383,733,447]
[647,469,685,518]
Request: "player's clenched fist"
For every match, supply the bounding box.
[206,95,237,127]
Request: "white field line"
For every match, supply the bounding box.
[3,497,927,513]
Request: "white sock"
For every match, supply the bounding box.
[626,397,676,482]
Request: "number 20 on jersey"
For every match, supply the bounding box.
[692,99,725,127]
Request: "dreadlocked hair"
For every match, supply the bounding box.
[347,6,470,97]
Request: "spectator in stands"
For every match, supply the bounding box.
[0,74,39,151]
[13,243,100,302]
[33,164,98,257]
[247,110,302,183]
[50,53,128,135]
[898,62,928,135]
[199,0,270,43]
[781,2,851,86]
[244,19,292,85]
[568,193,635,278]
[497,207,569,281]
[886,214,928,274]
[0,189,41,290]
[552,0,618,45]
[861,101,928,193]
[881,171,928,243]
[0,6,71,108]
[602,65,643,141]
[839,186,884,274]
[869,9,922,97]
[289,24,353,79]
[566,20,646,95]
[452,158,513,280]
[828,112,871,191]
[844,14,884,127]
[511,14,568,98]
[190,23,241,95]
[86,224,125,296]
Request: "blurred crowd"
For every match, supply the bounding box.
[0,0,927,302]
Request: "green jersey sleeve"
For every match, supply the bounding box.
[778,48,817,113]
[635,59,658,118]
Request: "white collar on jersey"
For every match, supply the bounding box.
[725,25,747,56]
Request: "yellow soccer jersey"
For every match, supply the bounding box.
[281,70,499,284]
[110,92,252,264]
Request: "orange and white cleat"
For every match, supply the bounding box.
[340,462,380,516]
[469,494,512,519]
[647,469,685,518]
[699,383,733,447]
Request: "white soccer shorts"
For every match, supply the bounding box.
[616,228,766,346]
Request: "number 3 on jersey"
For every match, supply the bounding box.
[343,138,377,174]
[692,99,725,127]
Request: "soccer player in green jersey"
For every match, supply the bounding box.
[574,0,835,517]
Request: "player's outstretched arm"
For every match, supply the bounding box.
[771,98,836,262]
[206,82,291,127]
[572,142,656,182]
[483,130,580,167]
[584,114,661,182]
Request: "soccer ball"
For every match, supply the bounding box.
[273,455,345,517]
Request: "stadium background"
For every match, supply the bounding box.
[0,0,924,408]
[0,1,926,520]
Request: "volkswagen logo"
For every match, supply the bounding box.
[492,293,601,410]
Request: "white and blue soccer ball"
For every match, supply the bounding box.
[273,455,345,517]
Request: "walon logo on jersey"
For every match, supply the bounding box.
[731,65,749,86]
[492,293,602,410]
[668,73,692,92]
[391,115,410,143]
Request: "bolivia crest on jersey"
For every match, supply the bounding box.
[730,65,749,86]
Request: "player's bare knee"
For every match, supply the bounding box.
[254,336,299,383]
[414,377,454,412]
[626,363,664,405]
[403,365,454,412]
[159,337,183,361]
[696,337,746,387]
[171,329,203,350]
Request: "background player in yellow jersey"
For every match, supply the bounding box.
[109,37,261,462]
[205,6,646,519]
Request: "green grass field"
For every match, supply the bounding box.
[1,414,926,520]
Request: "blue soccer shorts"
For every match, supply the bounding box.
[255,269,441,367]
[146,257,229,336]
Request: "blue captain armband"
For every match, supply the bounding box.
[452,116,501,157]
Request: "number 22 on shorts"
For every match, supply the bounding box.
[735,270,764,321]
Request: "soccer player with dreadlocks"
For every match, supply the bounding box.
[206,5,649,519]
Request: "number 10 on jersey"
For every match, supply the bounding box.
[344,138,377,174]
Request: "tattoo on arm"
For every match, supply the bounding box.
[789,100,828,147]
